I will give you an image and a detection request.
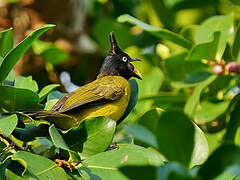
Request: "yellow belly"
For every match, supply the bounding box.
[71,79,130,125]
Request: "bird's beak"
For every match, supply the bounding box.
[130,58,141,62]
[132,68,142,80]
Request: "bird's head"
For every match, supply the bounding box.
[98,32,142,80]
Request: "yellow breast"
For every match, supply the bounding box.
[73,76,130,124]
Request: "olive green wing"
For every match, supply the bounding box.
[51,78,125,113]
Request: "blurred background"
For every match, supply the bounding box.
[0,0,238,88]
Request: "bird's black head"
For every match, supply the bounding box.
[98,32,142,80]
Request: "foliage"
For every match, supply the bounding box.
[1,0,240,179]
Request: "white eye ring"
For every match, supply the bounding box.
[122,56,128,62]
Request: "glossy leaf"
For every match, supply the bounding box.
[47,90,65,101]
[117,14,193,49]
[120,165,158,180]
[157,162,196,180]
[78,144,163,180]
[156,110,194,166]
[190,124,209,167]
[138,108,163,134]
[184,75,217,118]
[187,32,220,61]
[11,151,67,179]
[38,84,60,102]
[134,67,163,114]
[194,101,230,123]
[50,117,116,158]
[0,86,40,111]
[195,14,234,59]
[14,76,38,93]
[198,145,240,179]
[12,123,49,142]
[233,24,240,61]
[138,108,208,167]
[0,28,13,59]
[124,124,158,148]
[0,24,55,84]
[0,114,18,137]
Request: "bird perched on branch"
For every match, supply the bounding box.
[28,32,142,129]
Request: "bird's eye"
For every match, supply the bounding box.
[122,56,128,62]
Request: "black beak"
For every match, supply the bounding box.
[109,32,121,55]
[130,58,141,62]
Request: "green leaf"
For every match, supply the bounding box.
[0,24,55,84]
[0,28,13,59]
[12,123,49,142]
[198,145,240,179]
[38,84,60,102]
[78,144,163,180]
[50,117,116,158]
[138,108,164,135]
[0,114,18,137]
[138,109,208,167]
[14,76,38,93]
[190,123,209,167]
[119,165,158,180]
[134,67,163,114]
[165,52,212,84]
[157,162,196,180]
[0,86,40,111]
[194,101,230,123]
[11,151,67,179]
[195,13,234,59]
[41,47,69,65]
[187,32,220,61]
[156,110,194,166]
[5,169,24,180]
[124,124,158,148]
[225,98,240,144]
[118,79,139,124]
[47,90,65,101]
[184,75,217,118]
[4,70,15,86]
[44,99,59,110]
[233,24,240,61]
[117,14,193,49]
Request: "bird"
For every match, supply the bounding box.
[28,32,142,130]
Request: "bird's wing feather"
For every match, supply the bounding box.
[51,77,125,113]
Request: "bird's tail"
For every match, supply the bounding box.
[25,110,77,130]
[1,110,77,130]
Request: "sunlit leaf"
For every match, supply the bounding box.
[50,117,116,158]
[78,144,163,180]
[0,24,55,84]
[0,86,40,111]
[11,151,67,179]
[118,14,193,49]
[39,84,60,102]
[0,114,18,137]
[14,76,38,93]
[0,28,13,59]
[195,14,234,59]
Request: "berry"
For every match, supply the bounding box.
[226,62,239,73]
